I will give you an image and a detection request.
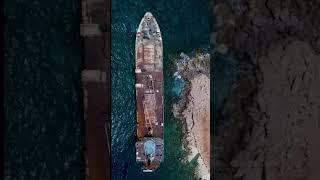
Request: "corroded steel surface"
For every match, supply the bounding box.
[81,0,110,179]
[135,12,164,172]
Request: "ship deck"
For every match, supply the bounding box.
[135,12,164,171]
[136,71,164,139]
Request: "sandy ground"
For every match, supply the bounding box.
[183,74,210,179]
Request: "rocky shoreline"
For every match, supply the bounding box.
[172,52,210,179]
[211,1,320,180]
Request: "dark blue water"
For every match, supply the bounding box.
[111,0,210,179]
[4,1,84,179]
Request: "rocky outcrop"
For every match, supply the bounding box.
[212,0,320,56]
[211,0,320,180]
[173,53,210,179]
[230,40,320,180]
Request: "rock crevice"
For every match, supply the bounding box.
[211,0,320,179]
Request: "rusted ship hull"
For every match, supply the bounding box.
[135,12,164,172]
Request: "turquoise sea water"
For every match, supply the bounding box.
[111,0,210,179]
